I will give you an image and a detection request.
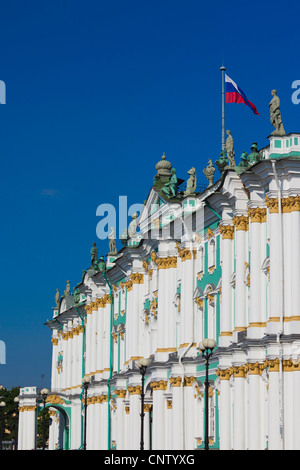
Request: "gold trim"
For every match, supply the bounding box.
[219,224,234,240]
[150,380,167,391]
[232,215,249,231]
[248,207,267,223]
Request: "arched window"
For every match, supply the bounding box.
[208,239,216,268]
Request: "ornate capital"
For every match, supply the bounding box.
[127,385,142,395]
[232,365,246,378]
[265,196,279,213]
[232,215,249,231]
[150,380,167,391]
[169,376,182,387]
[130,273,144,284]
[248,207,267,223]
[156,257,177,270]
[219,224,234,240]
[183,376,197,387]
[216,368,232,380]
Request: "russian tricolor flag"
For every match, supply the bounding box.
[225,74,259,115]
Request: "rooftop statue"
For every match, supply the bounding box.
[161,168,178,198]
[269,89,285,136]
[73,287,80,306]
[203,159,215,187]
[55,288,60,309]
[248,142,261,165]
[184,167,197,196]
[64,280,71,297]
[225,130,236,167]
[215,150,229,174]
[97,256,106,272]
[238,151,249,168]
[90,242,98,268]
[128,212,139,239]
[108,226,117,255]
[120,228,128,247]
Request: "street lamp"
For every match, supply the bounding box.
[137,358,150,450]
[198,338,216,450]
[13,397,19,450]
[40,388,49,450]
[82,375,91,450]
[0,401,5,451]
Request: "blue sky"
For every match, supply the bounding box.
[0,0,299,388]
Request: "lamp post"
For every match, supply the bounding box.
[198,338,216,450]
[13,397,19,450]
[137,358,150,450]
[0,401,5,450]
[40,388,49,450]
[82,375,91,450]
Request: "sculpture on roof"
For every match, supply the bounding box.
[97,256,106,272]
[269,89,285,136]
[90,242,98,268]
[215,150,229,174]
[203,159,215,187]
[64,280,71,297]
[108,226,117,255]
[128,212,139,239]
[55,289,60,309]
[225,130,236,167]
[183,167,197,196]
[238,151,249,168]
[161,168,178,198]
[248,142,261,165]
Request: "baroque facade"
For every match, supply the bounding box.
[18,132,300,450]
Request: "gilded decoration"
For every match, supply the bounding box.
[266,195,300,213]
[130,272,144,284]
[219,224,234,240]
[156,256,177,270]
[128,385,142,395]
[46,394,65,405]
[176,242,197,262]
[19,406,37,412]
[206,228,214,239]
[216,368,232,381]
[247,207,267,223]
[183,376,197,387]
[51,337,58,345]
[115,389,126,399]
[195,297,204,309]
[232,215,249,231]
[169,376,182,387]
[166,400,173,409]
[150,380,167,391]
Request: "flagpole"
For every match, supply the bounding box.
[220,66,226,150]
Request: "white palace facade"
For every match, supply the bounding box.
[17,132,300,450]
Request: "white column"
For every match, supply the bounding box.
[218,369,232,450]
[267,203,282,334]
[85,306,93,376]
[170,377,183,449]
[144,404,151,450]
[219,226,234,346]
[151,381,167,450]
[115,389,126,450]
[232,366,246,449]
[290,207,300,318]
[247,364,263,449]
[183,377,196,449]
[180,247,195,347]
[26,408,37,449]
[233,216,248,332]
[128,388,141,450]
[51,334,58,391]
[248,209,266,333]
[293,366,300,449]
[267,360,282,450]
